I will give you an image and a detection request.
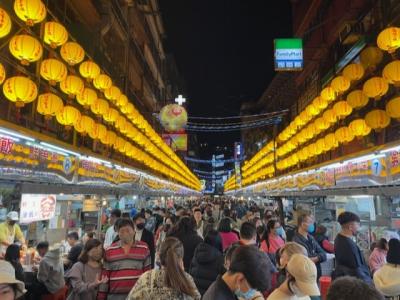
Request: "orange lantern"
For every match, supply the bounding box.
[3,76,38,107]
[321,86,336,103]
[60,42,85,66]
[386,97,400,121]
[79,61,101,81]
[342,63,364,82]
[324,133,338,150]
[40,59,67,86]
[363,77,389,100]
[0,8,12,38]
[74,115,94,136]
[0,63,5,85]
[315,117,330,131]
[346,90,369,109]
[56,106,81,129]
[377,27,400,53]
[333,101,353,119]
[76,88,97,108]
[37,93,64,119]
[306,103,319,117]
[360,46,383,70]
[382,60,400,86]
[349,119,371,137]
[335,126,354,144]
[103,108,119,124]
[90,98,109,116]
[323,109,337,124]
[312,96,328,111]
[116,94,128,108]
[60,75,85,99]
[331,76,350,94]
[9,35,43,66]
[93,74,112,91]
[44,22,68,48]
[104,86,121,103]
[365,110,391,131]
[14,0,46,26]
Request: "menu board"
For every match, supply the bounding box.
[20,194,57,224]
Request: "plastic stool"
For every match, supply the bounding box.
[41,286,68,300]
[319,276,332,300]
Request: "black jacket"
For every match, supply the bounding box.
[189,242,225,295]
[203,275,237,300]
[170,231,203,271]
[140,229,155,268]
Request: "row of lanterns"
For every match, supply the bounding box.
[229,26,400,190]
[0,2,200,190]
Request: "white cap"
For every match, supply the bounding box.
[7,211,19,221]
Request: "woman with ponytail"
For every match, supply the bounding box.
[127,237,201,300]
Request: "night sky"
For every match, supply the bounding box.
[159,0,293,159]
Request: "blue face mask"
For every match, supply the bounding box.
[307,223,315,233]
[235,287,257,300]
[276,227,285,237]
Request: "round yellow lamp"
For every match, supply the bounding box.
[382,60,400,86]
[56,106,81,129]
[333,101,353,119]
[365,109,391,131]
[0,8,12,38]
[103,108,119,124]
[116,94,128,108]
[76,88,98,109]
[321,86,336,103]
[74,115,94,136]
[104,85,121,103]
[14,0,46,26]
[346,90,369,109]
[79,61,101,81]
[360,46,383,70]
[377,27,400,53]
[323,109,337,124]
[9,35,43,66]
[90,98,109,116]
[60,42,85,66]
[44,22,68,48]
[331,76,350,94]
[3,76,38,107]
[349,119,371,137]
[335,126,355,144]
[386,97,400,121]
[362,77,389,100]
[315,117,330,131]
[306,103,320,117]
[342,63,364,82]
[40,59,67,86]
[0,63,6,85]
[312,96,328,111]
[93,74,112,91]
[60,75,85,99]
[37,93,64,120]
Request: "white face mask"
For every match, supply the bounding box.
[289,281,305,297]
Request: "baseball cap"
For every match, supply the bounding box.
[7,211,19,221]
[286,254,320,296]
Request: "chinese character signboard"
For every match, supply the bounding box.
[20,194,57,224]
[274,38,303,71]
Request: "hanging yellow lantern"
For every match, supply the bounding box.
[40,59,67,86]
[3,76,38,107]
[377,27,400,53]
[104,86,121,103]
[331,76,350,94]
[333,101,353,119]
[44,22,68,48]
[323,109,337,124]
[56,106,81,129]
[360,46,383,70]
[101,130,117,146]
[90,98,109,116]
[0,63,5,85]
[346,90,369,109]
[382,60,400,86]
[342,63,364,82]
[386,97,400,121]
[324,133,338,150]
[60,42,85,66]
[321,86,336,103]
[60,75,85,99]
[115,115,127,132]
[312,96,328,111]
[74,115,94,136]
[89,123,107,140]
[306,103,319,117]
[114,137,126,152]
[0,8,12,38]
[305,123,316,140]
[79,61,101,81]
[335,126,354,144]
[349,119,371,137]
[9,35,43,66]
[93,74,112,91]
[299,110,312,125]
[37,93,64,120]
[116,94,128,108]
[14,0,46,26]
[315,117,330,131]
[363,77,389,100]
[103,108,119,123]
[365,110,391,131]
[121,102,134,115]
[316,138,326,154]
[76,88,97,109]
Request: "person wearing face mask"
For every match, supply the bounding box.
[260,220,285,264]
[65,239,108,300]
[332,211,372,284]
[267,254,320,300]
[292,213,326,280]
[97,218,151,300]
[0,212,26,256]
[203,245,271,300]
[133,213,155,268]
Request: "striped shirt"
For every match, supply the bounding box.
[97,240,151,299]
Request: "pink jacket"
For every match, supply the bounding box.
[369,248,387,274]
[219,231,239,251]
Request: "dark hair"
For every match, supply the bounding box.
[168,216,196,237]
[160,237,197,297]
[204,230,223,253]
[264,210,274,219]
[166,215,178,225]
[193,208,202,214]
[387,238,400,265]
[36,241,49,251]
[225,243,241,264]
[326,276,384,300]
[132,212,146,222]
[5,244,20,263]
[67,232,79,241]
[117,218,135,230]
[223,208,231,217]
[229,245,271,291]
[261,220,280,250]
[338,211,360,225]
[79,239,102,264]
[87,232,96,239]
[145,209,152,215]
[240,222,257,240]
[218,218,232,233]
[161,208,166,214]
[376,238,388,251]
[297,212,312,226]
[111,208,121,218]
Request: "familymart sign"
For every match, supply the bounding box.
[274,38,303,71]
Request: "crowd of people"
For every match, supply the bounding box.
[0,198,399,299]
